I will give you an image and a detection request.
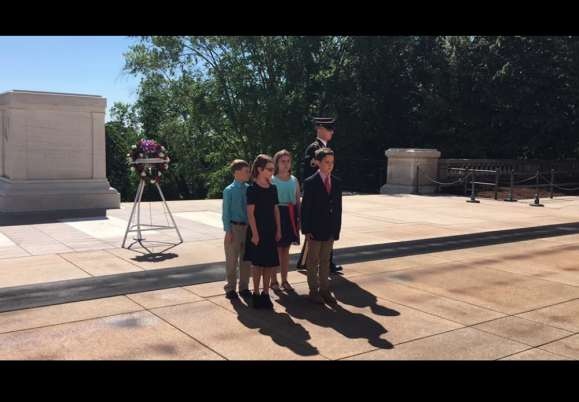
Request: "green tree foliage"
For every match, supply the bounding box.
[411,36,579,158]
[107,36,579,200]
[105,102,139,202]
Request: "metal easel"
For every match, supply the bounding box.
[122,156,183,248]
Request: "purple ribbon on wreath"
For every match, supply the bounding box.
[140,139,158,153]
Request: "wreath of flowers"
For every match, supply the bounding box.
[127,139,170,184]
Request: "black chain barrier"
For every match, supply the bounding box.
[418,167,473,187]
[539,173,579,192]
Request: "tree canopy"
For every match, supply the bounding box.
[106,36,579,201]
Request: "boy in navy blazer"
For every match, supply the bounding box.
[301,148,342,304]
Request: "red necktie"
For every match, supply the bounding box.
[324,176,331,195]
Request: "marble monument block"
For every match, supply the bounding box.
[380,148,441,194]
[0,90,120,213]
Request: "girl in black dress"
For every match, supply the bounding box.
[244,154,281,309]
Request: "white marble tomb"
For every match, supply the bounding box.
[0,90,120,213]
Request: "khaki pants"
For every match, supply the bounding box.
[307,236,335,291]
[224,224,251,292]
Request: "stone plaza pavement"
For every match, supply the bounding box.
[2,193,579,360]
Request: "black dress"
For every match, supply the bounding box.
[243,182,280,267]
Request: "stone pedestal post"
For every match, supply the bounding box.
[380,148,441,194]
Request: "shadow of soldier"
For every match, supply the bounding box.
[275,287,395,353]
[227,297,321,358]
[329,274,401,317]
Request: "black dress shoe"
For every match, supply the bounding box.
[226,290,239,300]
[330,264,343,272]
[239,289,252,298]
[253,292,262,309]
[260,292,274,309]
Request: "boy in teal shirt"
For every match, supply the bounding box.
[222,159,252,299]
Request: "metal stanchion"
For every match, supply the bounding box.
[550,169,555,199]
[466,168,480,203]
[504,170,517,202]
[530,171,544,207]
[494,171,499,200]
[412,166,420,195]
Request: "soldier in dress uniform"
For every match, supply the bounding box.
[296,117,343,272]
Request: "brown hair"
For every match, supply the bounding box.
[273,149,292,175]
[315,147,334,162]
[251,154,274,180]
[230,159,250,174]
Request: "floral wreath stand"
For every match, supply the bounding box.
[122,155,184,249]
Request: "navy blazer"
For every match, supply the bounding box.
[301,172,342,241]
